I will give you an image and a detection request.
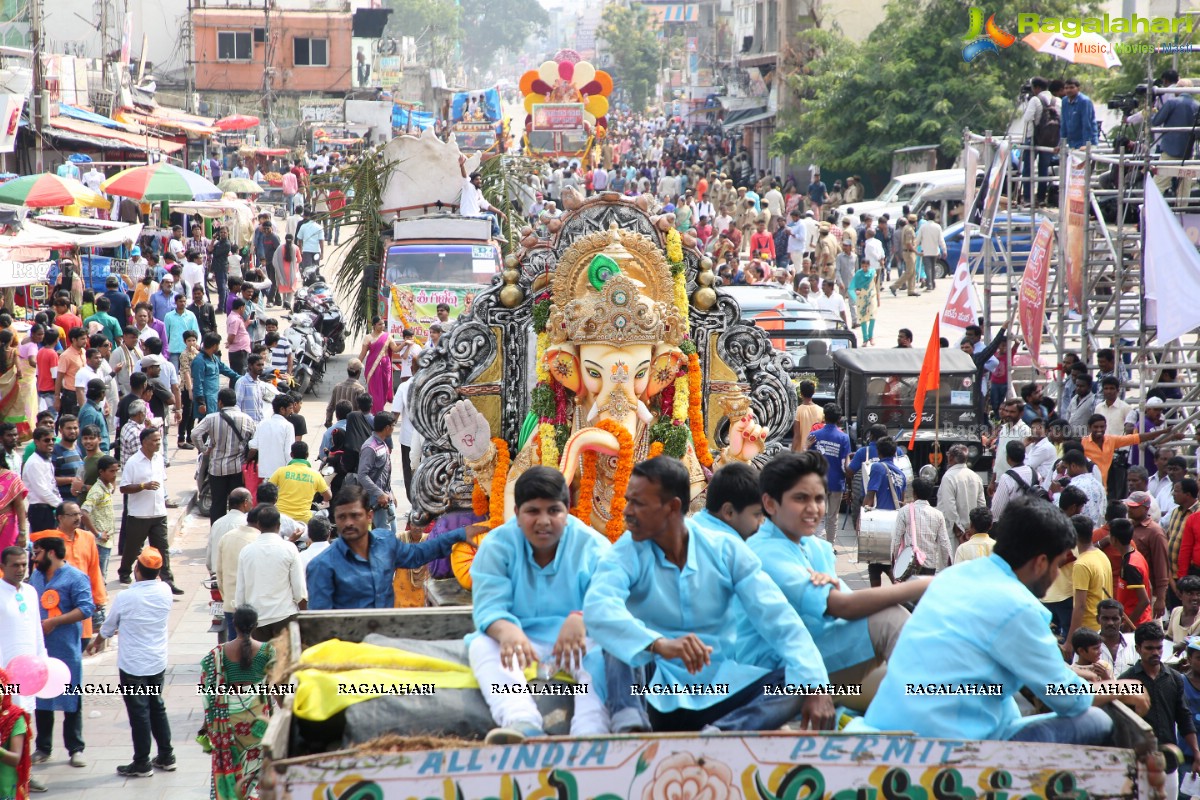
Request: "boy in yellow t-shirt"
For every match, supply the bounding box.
[268,441,331,523]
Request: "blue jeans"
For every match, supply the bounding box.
[626,666,805,732]
[1007,707,1113,744]
[97,544,111,582]
[989,382,1007,417]
[225,612,236,640]
[214,269,228,311]
[373,504,396,534]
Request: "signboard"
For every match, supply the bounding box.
[1063,152,1087,314]
[377,56,404,87]
[0,94,25,154]
[940,248,979,332]
[532,103,585,132]
[388,283,478,342]
[281,734,1135,800]
[299,98,344,124]
[977,140,1010,238]
[1017,219,1056,366]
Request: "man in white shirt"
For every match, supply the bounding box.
[298,516,331,569]
[1019,77,1057,204]
[863,228,885,273]
[458,155,504,238]
[991,441,1039,521]
[763,182,784,219]
[1025,417,1058,489]
[23,425,60,532]
[786,209,808,264]
[118,428,180,594]
[182,252,205,300]
[392,374,418,501]
[206,488,254,574]
[0,545,47,715]
[395,330,423,383]
[802,211,820,262]
[86,546,174,776]
[235,504,306,641]
[990,399,1031,482]
[813,278,852,329]
[1094,377,1133,451]
[914,210,946,291]
[249,395,296,480]
[936,444,987,540]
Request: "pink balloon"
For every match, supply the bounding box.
[558,60,574,82]
[5,654,48,696]
[531,79,552,95]
[34,657,71,699]
[580,80,603,96]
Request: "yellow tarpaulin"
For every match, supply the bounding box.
[293,639,572,721]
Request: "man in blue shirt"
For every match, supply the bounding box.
[851,497,1149,743]
[736,452,924,710]
[689,462,762,541]
[807,404,852,545]
[51,415,84,504]
[468,467,612,744]
[1152,81,1199,201]
[295,210,326,268]
[77,380,110,454]
[306,484,466,609]
[1061,78,1099,148]
[103,275,132,326]
[190,333,240,419]
[584,456,834,732]
[807,175,827,216]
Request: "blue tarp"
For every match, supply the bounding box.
[450,87,502,123]
[392,106,435,131]
[57,104,123,130]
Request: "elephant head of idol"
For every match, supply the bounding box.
[544,224,686,440]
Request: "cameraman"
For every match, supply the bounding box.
[1020,77,1058,203]
[1128,68,1178,126]
[1151,78,1198,203]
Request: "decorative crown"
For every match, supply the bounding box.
[548,271,682,346]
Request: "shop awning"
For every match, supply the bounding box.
[114,105,218,137]
[46,117,186,154]
[722,106,774,127]
[645,4,698,23]
[0,219,143,250]
[57,104,127,130]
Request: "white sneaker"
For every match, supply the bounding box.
[69,752,87,768]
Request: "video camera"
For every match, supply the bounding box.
[1107,94,1140,114]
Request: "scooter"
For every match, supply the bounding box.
[203,576,226,644]
[286,310,326,395]
[294,272,346,355]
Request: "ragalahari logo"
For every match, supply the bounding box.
[962,8,1016,62]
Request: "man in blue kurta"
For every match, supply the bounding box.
[735,451,924,710]
[585,456,834,732]
[30,535,95,765]
[688,462,763,542]
[468,467,611,744]
[850,497,1148,743]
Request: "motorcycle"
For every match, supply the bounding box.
[286,310,327,395]
[294,272,346,355]
[203,576,226,644]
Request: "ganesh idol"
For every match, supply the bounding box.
[444,223,769,539]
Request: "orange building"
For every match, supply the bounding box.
[192,7,353,94]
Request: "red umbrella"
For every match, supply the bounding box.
[215,114,261,131]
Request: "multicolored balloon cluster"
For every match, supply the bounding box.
[519,49,613,139]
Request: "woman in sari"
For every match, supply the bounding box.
[359,316,400,414]
[0,668,32,800]
[0,333,23,445]
[0,450,28,551]
[852,261,879,347]
[200,605,275,800]
[271,235,301,309]
[16,325,39,437]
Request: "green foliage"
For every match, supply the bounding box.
[386,0,460,69]
[554,423,570,454]
[530,384,555,420]
[531,299,551,333]
[478,154,543,255]
[773,0,1103,172]
[459,0,548,73]
[1092,32,1200,100]
[598,4,662,113]
[650,419,689,458]
[679,339,697,356]
[332,146,393,337]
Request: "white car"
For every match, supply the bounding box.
[835,169,975,226]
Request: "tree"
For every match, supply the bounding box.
[772,0,1102,172]
[387,0,461,71]
[598,4,662,113]
[459,0,548,74]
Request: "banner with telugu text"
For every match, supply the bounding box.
[1017,220,1055,366]
[388,284,479,343]
[1064,153,1087,313]
[940,248,978,332]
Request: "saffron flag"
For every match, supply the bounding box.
[1144,176,1200,342]
[909,317,941,450]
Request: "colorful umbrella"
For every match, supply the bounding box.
[218,177,264,194]
[1021,31,1121,69]
[0,173,110,208]
[215,114,260,131]
[100,162,223,202]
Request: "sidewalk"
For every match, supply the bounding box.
[31,507,215,800]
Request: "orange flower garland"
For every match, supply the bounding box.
[456,438,512,590]
[472,482,488,517]
[687,352,713,467]
[596,419,634,542]
[572,451,599,526]
[486,438,510,530]
[648,442,664,458]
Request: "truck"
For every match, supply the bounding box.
[258,609,1162,800]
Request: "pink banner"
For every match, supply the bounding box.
[1017,219,1055,366]
[1064,154,1087,313]
[940,248,978,331]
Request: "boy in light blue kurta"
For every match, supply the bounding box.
[688,461,763,542]
[736,451,924,710]
[584,456,833,732]
[467,467,612,744]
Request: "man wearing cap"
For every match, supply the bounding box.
[87,545,175,776]
[103,275,132,326]
[119,428,182,594]
[1129,397,1167,472]
[1126,490,1171,619]
[890,216,920,297]
[325,359,366,428]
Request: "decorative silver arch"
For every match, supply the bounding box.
[407,196,797,526]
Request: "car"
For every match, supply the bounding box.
[937,212,1051,278]
[835,169,977,227]
[720,284,856,402]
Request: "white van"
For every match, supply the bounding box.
[835,169,975,226]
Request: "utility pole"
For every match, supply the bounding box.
[261,0,274,146]
[31,0,44,171]
[184,0,195,112]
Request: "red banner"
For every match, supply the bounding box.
[1063,153,1087,313]
[1018,220,1055,366]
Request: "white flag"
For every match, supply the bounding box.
[1143,176,1200,342]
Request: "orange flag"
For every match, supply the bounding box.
[909,317,941,449]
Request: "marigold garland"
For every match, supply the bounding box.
[595,419,635,542]
[472,482,489,517]
[687,352,713,467]
[572,451,599,525]
[665,228,684,264]
[672,374,689,420]
[487,438,510,529]
[535,332,549,384]
[648,442,664,459]
[539,422,559,467]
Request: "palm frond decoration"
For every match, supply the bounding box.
[332,145,399,337]
[477,154,544,254]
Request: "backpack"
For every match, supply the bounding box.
[1034,96,1061,148]
[1004,468,1049,501]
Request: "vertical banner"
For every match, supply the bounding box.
[1017,219,1056,366]
[0,95,25,153]
[978,140,1011,238]
[120,11,133,68]
[1064,153,1087,313]
[940,248,979,332]
[962,144,978,219]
